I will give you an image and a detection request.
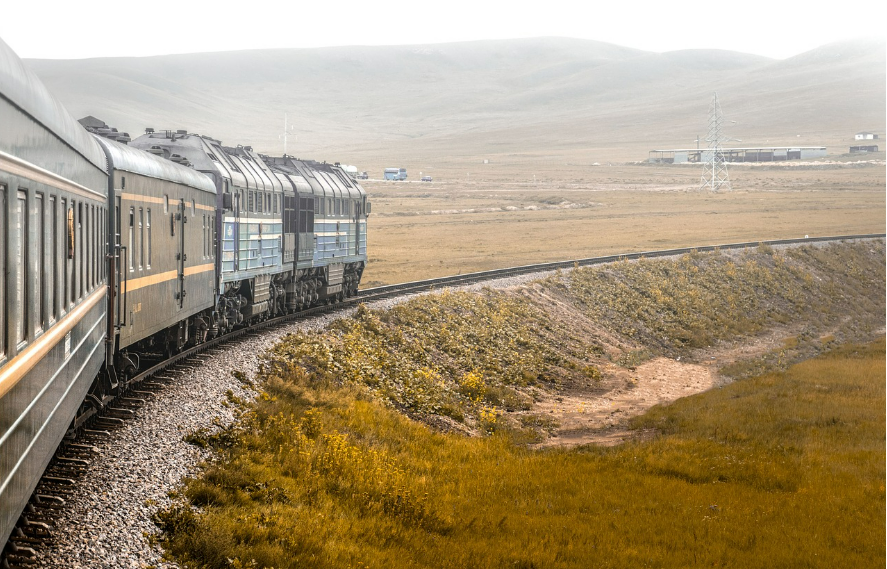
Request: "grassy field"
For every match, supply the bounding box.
[244,242,885,432]
[152,243,886,568]
[361,162,885,285]
[154,339,885,569]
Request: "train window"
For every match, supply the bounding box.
[90,204,95,290]
[129,207,134,272]
[96,206,100,282]
[207,216,211,257]
[50,196,57,320]
[0,185,5,359]
[273,194,278,214]
[211,216,215,258]
[248,191,254,213]
[327,198,332,216]
[62,199,68,310]
[93,205,96,288]
[93,205,98,287]
[139,207,144,270]
[78,202,84,299]
[147,209,152,268]
[266,193,271,213]
[101,207,106,280]
[314,198,320,215]
[202,214,206,257]
[15,191,27,346]
[35,193,44,333]
[85,205,90,290]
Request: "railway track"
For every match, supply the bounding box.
[2,232,883,566]
[354,233,886,302]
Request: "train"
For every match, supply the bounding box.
[0,36,369,549]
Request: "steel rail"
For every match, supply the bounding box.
[353,233,885,301]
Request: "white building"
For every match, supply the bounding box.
[855,132,879,140]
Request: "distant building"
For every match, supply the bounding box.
[854,132,879,140]
[384,167,407,181]
[850,145,879,153]
[648,146,827,164]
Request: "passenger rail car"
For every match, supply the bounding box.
[95,137,219,370]
[1,38,109,548]
[1,34,371,550]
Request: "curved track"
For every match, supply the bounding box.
[2,233,884,565]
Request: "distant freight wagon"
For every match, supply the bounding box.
[384,167,407,180]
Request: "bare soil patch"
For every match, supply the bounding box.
[530,331,802,447]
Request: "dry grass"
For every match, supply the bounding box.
[361,164,885,286]
[152,243,886,567]
[154,339,886,568]
[251,242,884,435]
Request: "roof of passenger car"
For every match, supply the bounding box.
[96,136,216,194]
[0,37,107,173]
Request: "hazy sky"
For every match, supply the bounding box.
[3,0,884,60]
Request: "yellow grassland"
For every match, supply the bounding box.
[153,243,886,568]
[155,340,886,568]
[361,162,885,286]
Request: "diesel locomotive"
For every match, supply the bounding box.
[0,36,369,549]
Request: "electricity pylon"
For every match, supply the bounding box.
[700,93,732,191]
[279,113,296,156]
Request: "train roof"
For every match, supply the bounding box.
[0,37,107,173]
[95,136,216,194]
[264,157,366,199]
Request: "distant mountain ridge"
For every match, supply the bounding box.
[24,37,885,164]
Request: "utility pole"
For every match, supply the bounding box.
[279,113,295,156]
[700,93,731,191]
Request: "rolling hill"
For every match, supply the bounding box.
[24,37,886,168]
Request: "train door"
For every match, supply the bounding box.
[353,199,360,256]
[113,194,123,335]
[233,191,240,271]
[176,198,187,309]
